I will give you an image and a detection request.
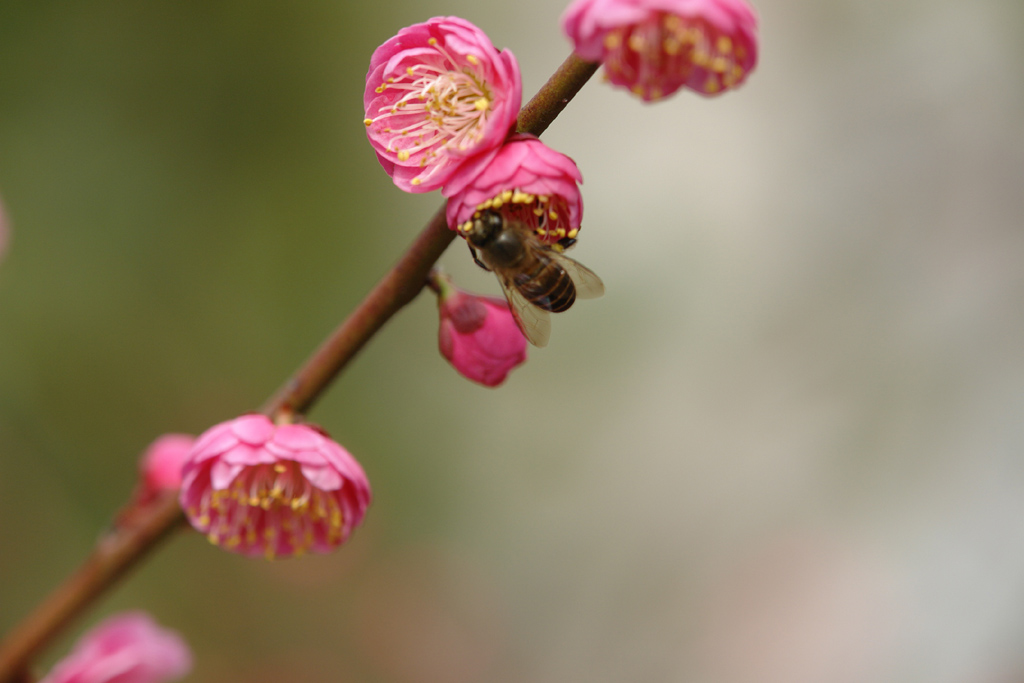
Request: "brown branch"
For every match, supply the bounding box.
[0,51,598,683]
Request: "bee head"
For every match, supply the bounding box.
[467,209,505,247]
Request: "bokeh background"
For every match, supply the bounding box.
[3,0,1024,681]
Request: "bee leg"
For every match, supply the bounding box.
[468,244,491,272]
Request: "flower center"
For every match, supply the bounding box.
[457,189,578,246]
[603,13,748,99]
[193,461,345,560]
[365,38,493,181]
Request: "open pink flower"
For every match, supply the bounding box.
[363,16,522,193]
[562,0,759,101]
[40,612,191,683]
[444,134,583,246]
[179,414,371,559]
[437,278,527,387]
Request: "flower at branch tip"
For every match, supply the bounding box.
[562,0,759,101]
[363,16,522,193]
[436,277,527,387]
[179,414,371,559]
[444,134,583,246]
[40,612,191,683]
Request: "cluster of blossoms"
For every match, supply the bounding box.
[364,0,757,386]
[1,3,762,678]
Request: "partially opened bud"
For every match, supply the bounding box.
[562,0,759,101]
[364,16,522,193]
[139,434,194,502]
[179,414,371,560]
[116,434,196,529]
[40,612,191,683]
[436,277,527,387]
[444,134,583,246]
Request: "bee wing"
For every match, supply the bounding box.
[497,274,551,348]
[552,253,605,300]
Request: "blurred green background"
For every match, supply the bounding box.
[3,0,1024,681]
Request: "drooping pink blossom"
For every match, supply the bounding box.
[562,0,759,101]
[444,134,583,246]
[363,16,522,193]
[435,277,528,387]
[179,414,371,560]
[40,612,191,683]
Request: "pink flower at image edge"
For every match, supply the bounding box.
[562,0,759,100]
[444,134,583,246]
[364,16,523,193]
[40,612,191,683]
[438,284,527,387]
[179,414,371,559]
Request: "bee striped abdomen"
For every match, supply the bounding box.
[514,257,577,312]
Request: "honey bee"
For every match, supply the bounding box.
[464,209,604,347]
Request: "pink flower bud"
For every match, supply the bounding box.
[40,612,191,683]
[116,434,196,529]
[139,434,195,502]
[562,0,759,101]
[444,134,583,246]
[363,16,523,193]
[437,282,528,387]
[179,414,371,560]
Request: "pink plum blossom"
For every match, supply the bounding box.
[444,134,583,246]
[562,0,759,101]
[179,414,371,560]
[437,278,527,387]
[138,434,195,502]
[117,434,196,528]
[39,612,191,683]
[363,16,522,193]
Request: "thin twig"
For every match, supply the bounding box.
[0,51,598,683]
